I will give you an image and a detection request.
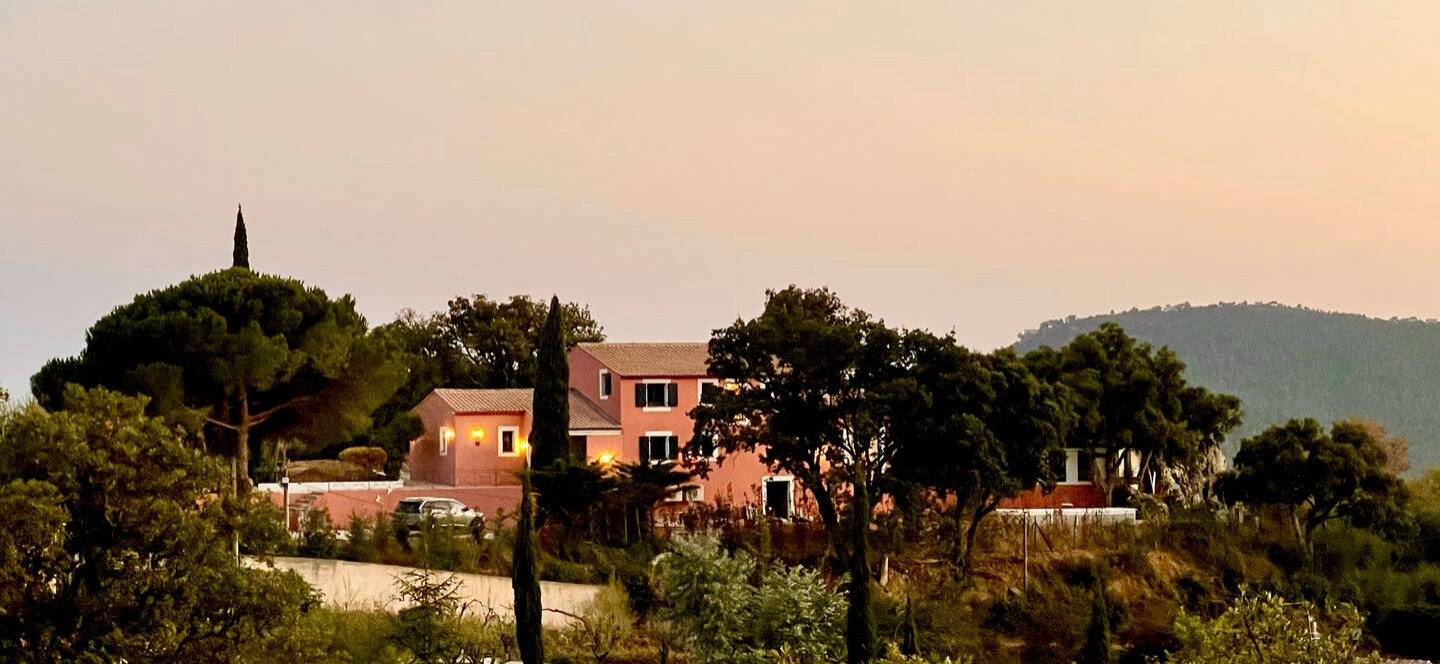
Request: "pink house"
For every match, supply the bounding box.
[405,343,796,518]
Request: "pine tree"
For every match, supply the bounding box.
[530,295,570,470]
[232,204,249,269]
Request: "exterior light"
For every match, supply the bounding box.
[518,438,529,452]
[597,452,615,465]
[440,427,455,444]
[470,427,485,442]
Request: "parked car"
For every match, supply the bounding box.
[393,497,484,532]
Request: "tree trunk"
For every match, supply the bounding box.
[845,466,876,664]
[513,469,545,664]
[961,502,996,575]
[236,388,252,496]
[1290,508,1310,558]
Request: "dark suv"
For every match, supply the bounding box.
[393,497,483,532]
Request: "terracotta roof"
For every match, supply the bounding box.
[567,389,620,431]
[576,342,711,377]
[427,388,620,431]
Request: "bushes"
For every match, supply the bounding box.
[338,446,387,475]
[653,535,847,664]
[1157,590,1378,664]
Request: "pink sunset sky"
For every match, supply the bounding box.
[4,2,1440,396]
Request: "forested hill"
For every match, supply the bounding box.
[1013,303,1440,474]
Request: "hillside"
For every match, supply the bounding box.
[1014,303,1440,473]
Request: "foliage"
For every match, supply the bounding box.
[513,468,544,663]
[30,268,407,491]
[300,507,340,558]
[390,568,472,663]
[532,295,572,470]
[0,386,317,662]
[1023,323,1242,505]
[894,340,1070,572]
[233,204,249,269]
[551,577,635,663]
[1015,302,1440,471]
[1153,590,1379,664]
[338,445,388,474]
[654,535,847,664]
[1345,417,1410,475]
[1079,584,1112,664]
[694,286,918,662]
[1219,419,1408,550]
[1408,466,1440,515]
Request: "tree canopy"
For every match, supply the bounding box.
[1015,302,1440,473]
[1023,323,1241,504]
[0,386,314,662]
[894,341,1070,572]
[30,268,407,491]
[1220,418,1408,550]
[694,286,918,664]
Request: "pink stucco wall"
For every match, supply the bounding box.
[568,348,620,423]
[408,394,455,484]
[272,486,523,528]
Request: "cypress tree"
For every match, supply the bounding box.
[232,205,249,269]
[512,296,566,664]
[1079,583,1112,664]
[512,468,544,664]
[530,296,570,470]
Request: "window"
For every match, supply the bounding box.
[666,486,705,503]
[498,426,519,457]
[640,433,680,463]
[697,378,720,405]
[599,370,611,399]
[635,381,678,409]
[1059,448,1108,484]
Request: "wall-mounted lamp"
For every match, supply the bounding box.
[471,427,485,444]
[440,427,456,444]
[597,452,615,465]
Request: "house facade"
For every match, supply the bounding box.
[403,343,793,518]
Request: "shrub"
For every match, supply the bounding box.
[653,535,847,664]
[553,577,635,663]
[345,512,376,562]
[1157,590,1379,664]
[299,508,338,558]
[338,446,388,475]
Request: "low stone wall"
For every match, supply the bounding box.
[248,556,597,628]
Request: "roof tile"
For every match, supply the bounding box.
[577,342,710,377]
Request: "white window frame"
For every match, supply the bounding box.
[665,485,705,503]
[762,475,795,518]
[1059,448,1107,485]
[599,369,611,400]
[697,378,720,405]
[641,379,673,412]
[439,427,453,457]
[498,426,520,457]
[644,430,678,462]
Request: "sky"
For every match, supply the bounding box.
[4,2,1440,398]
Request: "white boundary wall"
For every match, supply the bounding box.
[245,556,597,628]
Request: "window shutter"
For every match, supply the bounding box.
[667,383,679,407]
[669,435,680,460]
[639,436,649,464]
[635,384,646,407]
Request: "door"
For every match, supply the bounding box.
[764,478,792,519]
